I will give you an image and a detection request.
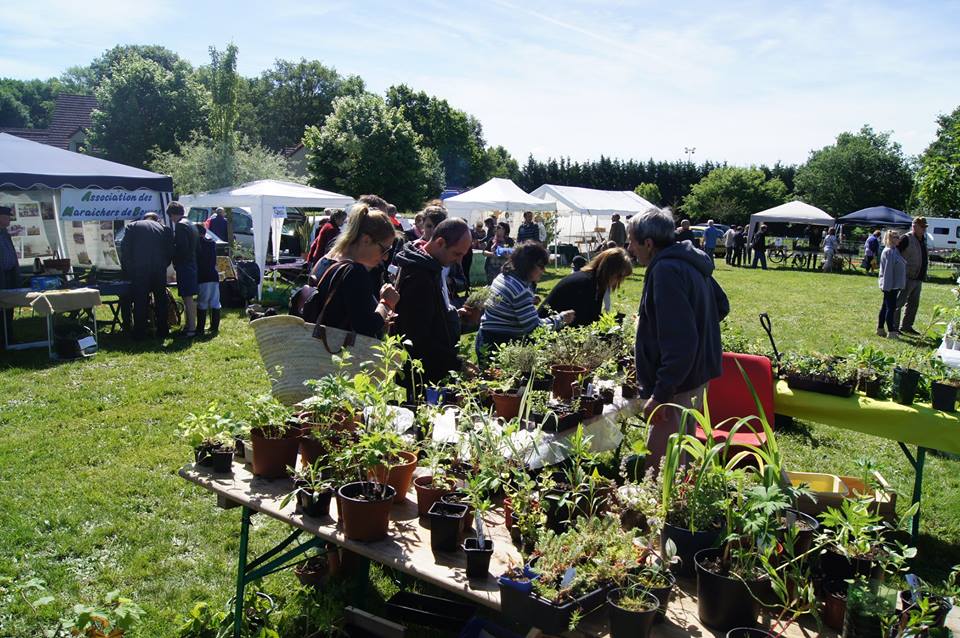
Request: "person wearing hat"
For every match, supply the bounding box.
[0,206,20,344]
[895,216,930,336]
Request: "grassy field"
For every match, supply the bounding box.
[1,259,959,636]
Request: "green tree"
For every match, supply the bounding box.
[303,94,444,210]
[247,58,366,150]
[682,167,788,225]
[0,89,29,128]
[89,55,209,167]
[149,134,296,195]
[634,182,661,205]
[915,106,960,216]
[61,44,190,94]
[483,145,521,181]
[207,43,240,146]
[794,125,914,215]
[386,84,487,187]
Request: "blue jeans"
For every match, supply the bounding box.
[752,249,767,270]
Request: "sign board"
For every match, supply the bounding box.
[272,205,287,219]
[61,188,162,221]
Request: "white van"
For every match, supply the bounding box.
[924,217,960,251]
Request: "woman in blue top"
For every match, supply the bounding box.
[877,229,906,339]
[475,241,574,361]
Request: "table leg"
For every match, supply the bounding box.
[897,443,926,540]
[233,507,252,638]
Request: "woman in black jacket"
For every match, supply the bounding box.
[311,204,400,338]
[539,248,633,327]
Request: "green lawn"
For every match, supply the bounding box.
[1,259,958,636]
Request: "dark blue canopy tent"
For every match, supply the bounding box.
[0,133,172,191]
[837,206,913,227]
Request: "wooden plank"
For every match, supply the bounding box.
[179,462,837,638]
[344,606,406,638]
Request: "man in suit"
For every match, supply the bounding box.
[120,212,174,340]
[0,206,20,345]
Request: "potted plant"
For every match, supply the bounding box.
[607,585,660,638]
[781,352,857,397]
[462,286,491,325]
[413,442,458,517]
[246,395,299,479]
[927,357,960,412]
[843,578,897,638]
[363,427,418,504]
[292,545,340,587]
[847,344,894,399]
[281,460,335,519]
[178,402,239,473]
[892,350,925,405]
[816,498,918,583]
[528,516,644,634]
[526,390,582,433]
[462,478,494,578]
[336,472,396,542]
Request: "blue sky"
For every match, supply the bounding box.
[2,0,959,166]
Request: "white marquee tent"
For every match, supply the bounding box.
[529,184,655,243]
[443,178,555,224]
[747,201,834,242]
[179,180,354,290]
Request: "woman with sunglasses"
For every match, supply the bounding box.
[310,204,400,338]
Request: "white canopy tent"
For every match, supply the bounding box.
[179,180,354,291]
[747,201,834,243]
[443,178,555,225]
[529,184,654,243]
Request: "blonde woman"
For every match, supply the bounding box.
[309,204,399,338]
[877,229,905,339]
[540,248,633,327]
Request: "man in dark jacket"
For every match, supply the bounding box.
[167,201,199,337]
[608,213,627,247]
[627,207,730,469]
[897,217,929,336]
[392,218,473,392]
[120,212,174,340]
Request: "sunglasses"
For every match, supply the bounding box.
[378,240,393,256]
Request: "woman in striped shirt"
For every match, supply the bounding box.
[476,241,575,360]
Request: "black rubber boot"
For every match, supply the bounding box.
[210,309,221,334]
[196,309,207,336]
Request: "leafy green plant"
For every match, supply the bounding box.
[245,394,295,438]
[178,402,239,450]
[780,352,857,385]
[47,591,145,638]
[175,601,229,638]
[464,286,491,308]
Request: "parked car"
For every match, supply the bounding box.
[187,207,307,256]
[690,224,730,257]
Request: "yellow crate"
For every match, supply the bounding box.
[785,471,848,518]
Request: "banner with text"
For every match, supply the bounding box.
[60,188,162,220]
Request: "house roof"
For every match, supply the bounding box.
[0,94,98,150]
[281,143,304,157]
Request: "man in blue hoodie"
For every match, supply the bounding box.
[627,207,730,469]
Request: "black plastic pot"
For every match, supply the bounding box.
[607,589,659,638]
[427,501,466,552]
[638,569,676,623]
[385,591,476,632]
[694,548,762,631]
[462,537,493,578]
[662,522,720,577]
[530,410,581,433]
[296,488,333,518]
[785,374,855,397]
[899,590,952,628]
[931,381,958,412]
[893,366,922,405]
[777,508,819,557]
[599,387,615,404]
[842,604,884,638]
[818,549,881,582]
[860,377,883,399]
[209,449,232,473]
[528,585,607,635]
[622,383,639,399]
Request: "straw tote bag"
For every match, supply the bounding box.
[250,261,382,405]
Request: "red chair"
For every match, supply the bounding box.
[695,352,775,449]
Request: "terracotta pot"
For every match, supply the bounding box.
[371,451,418,503]
[337,481,396,542]
[413,474,456,517]
[250,427,300,478]
[462,304,483,325]
[503,497,513,529]
[551,365,588,402]
[491,391,523,419]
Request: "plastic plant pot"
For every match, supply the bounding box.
[427,501,467,552]
[607,588,659,638]
[462,537,494,578]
